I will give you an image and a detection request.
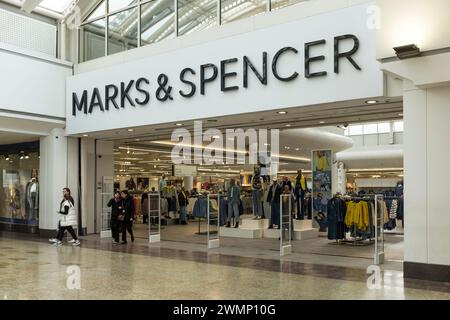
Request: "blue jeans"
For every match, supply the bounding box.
[270,202,280,227]
[228,202,240,223]
[252,189,263,217]
[180,205,187,222]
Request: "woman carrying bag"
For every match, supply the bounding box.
[53,188,80,246]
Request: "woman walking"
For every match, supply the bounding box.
[51,188,80,246]
[120,190,135,244]
[107,191,123,244]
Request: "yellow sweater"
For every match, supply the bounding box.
[345,201,370,231]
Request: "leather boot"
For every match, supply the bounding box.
[234,222,239,228]
[226,222,231,228]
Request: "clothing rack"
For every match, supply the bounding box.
[329,195,376,247]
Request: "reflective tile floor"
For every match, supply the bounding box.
[0,232,449,300]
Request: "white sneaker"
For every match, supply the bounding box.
[72,240,81,247]
[49,238,58,243]
[68,239,76,244]
[53,241,62,246]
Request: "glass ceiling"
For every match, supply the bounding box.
[38,0,74,13]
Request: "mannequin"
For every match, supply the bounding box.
[294,169,307,220]
[159,174,167,195]
[125,177,136,190]
[25,175,39,221]
[251,167,264,220]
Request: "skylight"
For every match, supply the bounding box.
[38,0,74,13]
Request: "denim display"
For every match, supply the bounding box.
[252,189,263,217]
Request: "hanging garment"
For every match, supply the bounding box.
[344,201,370,231]
[327,197,347,240]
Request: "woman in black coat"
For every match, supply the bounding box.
[120,190,135,244]
[107,191,123,244]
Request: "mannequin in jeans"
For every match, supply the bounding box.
[227,179,241,228]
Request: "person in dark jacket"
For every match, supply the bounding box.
[178,187,189,225]
[141,193,149,224]
[267,177,283,229]
[120,190,135,244]
[107,191,123,244]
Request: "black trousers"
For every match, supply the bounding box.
[57,226,78,241]
[111,218,120,242]
[296,192,305,220]
[121,220,134,242]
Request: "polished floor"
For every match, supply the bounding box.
[0,231,449,300]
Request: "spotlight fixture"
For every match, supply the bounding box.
[319,121,326,124]
[127,129,134,132]
[175,123,184,127]
[277,111,287,115]
[365,100,378,104]
[4,155,9,161]
[393,44,421,59]
[285,124,292,127]
[82,134,89,137]
[20,155,24,160]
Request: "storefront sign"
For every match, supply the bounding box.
[67,3,383,134]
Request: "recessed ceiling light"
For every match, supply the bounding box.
[285,124,292,127]
[284,146,290,150]
[398,113,404,116]
[295,148,300,151]
[135,139,140,141]
[175,123,183,126]
[277,111,287,115]
[212,135,221,139]
[319,121,325,124]
[366,100,378,104]
[82,134,89,137]
[127,129,134,132]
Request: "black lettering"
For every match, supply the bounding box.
[200,63,218,95]
[305,39,327,78]
[243,52,267,88]
[220,58,239,92]
[105,84,119,110]
[272,47,299,82]
[179,68,196,98]
[135,77,150,105]
[72,90,88,116]
[88,87,104,114]
[120,80,136,108]
[334,34,361,73]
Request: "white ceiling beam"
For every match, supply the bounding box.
[20,0,44,13]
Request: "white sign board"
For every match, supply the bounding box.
[173,165,198,177]
[66,3,383,135]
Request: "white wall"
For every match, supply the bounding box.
[403,82,450,266]
[95,140,114,233]
[376,0,450,59]
[80,138,95,233]
[0,45,72,118]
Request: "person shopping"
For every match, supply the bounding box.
[120,190,135,244]
[178,187,189,225]
[107,191,123,244]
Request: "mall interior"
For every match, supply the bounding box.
[0,0,449,300]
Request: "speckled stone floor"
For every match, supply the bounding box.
[0,232,449,300]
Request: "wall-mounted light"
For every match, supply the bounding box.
[393,44,421,59]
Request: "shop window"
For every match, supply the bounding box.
[108,0,138,14]
[108,7,138,55]
[378,122,390,134]
[80,18,106,62]
[84,1,106,22]
[394,121,404,132]
[271,0,306,11]
[140,0,175,46]
[178,0,218,36]
[0,143,40,229]
[221,0,267,25]
[363,123,378,135]
[348,125,363,136]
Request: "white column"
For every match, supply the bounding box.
[39,128,68,232]
[80,138,95,234]
[183,176,194,190]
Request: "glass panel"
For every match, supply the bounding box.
[271,0,307,11]
[80,18,106,62]
[378,122,391,134]
[141,0,175,46]
[109,0,138,13]
[178,0,218,36]
[108,7,138,55]
[348,125,363,136]
[0,144,40,228]
[221,0,267,25]
[85,1,106,22]
[39,0,73,13]
[363,123,378,135]
[394,121,404,132]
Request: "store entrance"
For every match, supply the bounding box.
[103,100,405,267]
